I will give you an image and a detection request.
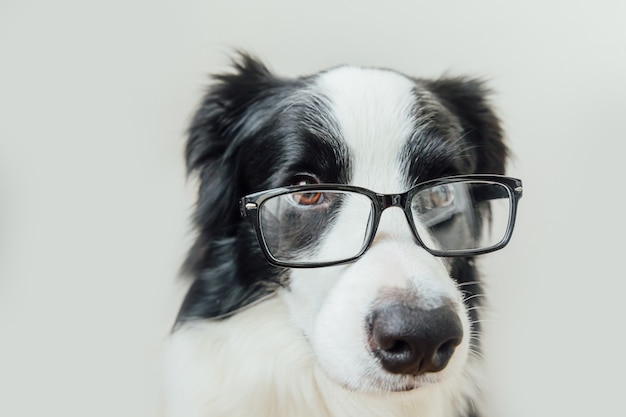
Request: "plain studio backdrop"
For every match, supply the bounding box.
[1,0,624,416]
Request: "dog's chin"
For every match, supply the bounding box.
[389,376,442,392]
[331,370,445,394]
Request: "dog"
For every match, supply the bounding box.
[164,54,521,417]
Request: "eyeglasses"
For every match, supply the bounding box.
[240,175,523,268]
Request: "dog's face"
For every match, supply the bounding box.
[178,55,507,393]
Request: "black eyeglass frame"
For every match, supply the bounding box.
[240,174,523,268]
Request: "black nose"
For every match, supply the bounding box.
[367,303,463,375]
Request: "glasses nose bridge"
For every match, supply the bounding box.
[376,192,405,211]
[371,192,415,242]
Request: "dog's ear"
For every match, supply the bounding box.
[185,53,279,233]
[426,78,508,174]
[178,54,282,322]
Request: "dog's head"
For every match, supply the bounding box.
[178,54,515,393]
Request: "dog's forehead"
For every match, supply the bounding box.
[313,67,419,193]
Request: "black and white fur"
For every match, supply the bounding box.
[165,54,507,417]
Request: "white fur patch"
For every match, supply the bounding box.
[315,67,417,193]
[165,297,478,417]
[280,67,473,392]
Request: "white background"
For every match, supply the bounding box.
[1,1,625,416]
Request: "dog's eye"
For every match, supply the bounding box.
[429,185,454,208]
[293,175,319,187]
[292,191,323,205]
[291,174,323,206]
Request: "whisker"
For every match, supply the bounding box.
[465,305,486,312]
[468,348,487,361]
[456,280,482,288]
[462,293,486,303]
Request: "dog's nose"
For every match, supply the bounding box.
[367,303,463,375]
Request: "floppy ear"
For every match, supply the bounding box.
[185,54,278,234]
[177,54,282,323]
[425,78,508,174]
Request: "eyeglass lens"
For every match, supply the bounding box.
[410,182,511,253]
[260,190,373,264]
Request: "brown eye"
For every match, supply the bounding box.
[291,174,323,206]
[429,185,454,208]
[292,174,319,187]
[292,191,323,205]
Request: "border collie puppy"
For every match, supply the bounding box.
[165,54,522,417]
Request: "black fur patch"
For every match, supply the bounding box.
[177,54,349,322]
